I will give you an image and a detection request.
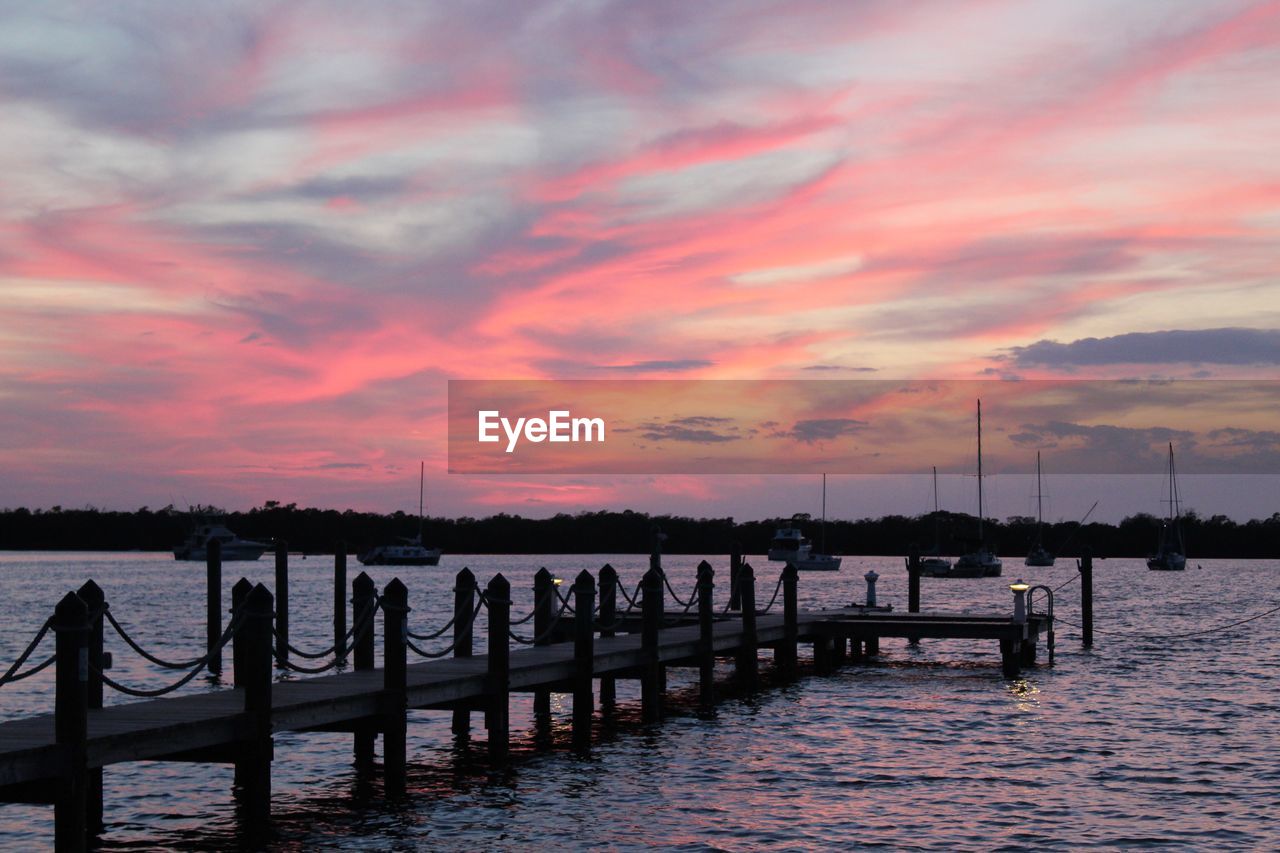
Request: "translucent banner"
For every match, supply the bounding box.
[447,379,1280,475]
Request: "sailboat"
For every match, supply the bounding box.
[1024,451,1055,567]
[792,474,842,571]
[919,466,952,577]
[1147,443,1187,571]
[358,462,443,566]
[953,399,1003,577]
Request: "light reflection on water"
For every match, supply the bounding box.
[0,552,1277,849]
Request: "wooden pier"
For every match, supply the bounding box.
[0,554,1059,851]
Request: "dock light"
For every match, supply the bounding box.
[1010,579,1029,624]
[552,578,563,586]
[864,569,880,608]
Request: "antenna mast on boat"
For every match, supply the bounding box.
[1036,451,1044,543]
[977,399,984,543]
[821,473,827,554]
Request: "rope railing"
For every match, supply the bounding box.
[509,584,559,626]
[1,653,55,684]
[406,634,461,659]
[508,600,574,646]
[1051,572,1080,593]
[105,607,211,671]
[1055,601,1280,640]
[755,573,785,615]
[555,586,575,614]
[94,611,243,699]
[407,598,484,649]
[614,579,644,613]
[659,571,694,608]
[407,613,455,642]
[0,618,54,687]
[276,597,377,659]
[662,593,700,626]
[273,648,349,675]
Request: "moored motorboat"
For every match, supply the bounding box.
[767,524,810,562]
[174,522,268,561]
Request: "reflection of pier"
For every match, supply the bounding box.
[0,545,1056,850]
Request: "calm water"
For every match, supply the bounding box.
[1,552,1278,850]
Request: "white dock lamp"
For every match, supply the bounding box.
[864,569,880,607]
[1010,579,1029,624]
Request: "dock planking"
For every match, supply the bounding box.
[0,556,1052,851]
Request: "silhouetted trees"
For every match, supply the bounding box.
[0,503,1276,557]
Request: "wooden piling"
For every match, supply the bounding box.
[351,572,376,765]
[729,542,743,610]
[333,543,347,664]
[597,564,617,711]
[696,561,715,705]
[572,569,595,748]
[207,537,223,676]
[640,566,664,722]
[231,578,252,696]
[485,574,511,763]
[907,546,921,614]
[532,568,554,721]
[813,634,834,674]
[1080,548,1094,648]
[451,567,476,736]
[736,561,758,687]
[274,540,289,667]
[237,584,274,829]
[75,580,105,838]
[53,591,89,853]
[999,638,1020,679]
[1020,637,1037,667]
[381,578,409,797]
[779,563,798,679]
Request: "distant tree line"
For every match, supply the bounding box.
[1,503,1277,558]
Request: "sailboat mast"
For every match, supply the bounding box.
[821,473,827,553]
[418,460,425,540]
[1036,451,1044,541]
[932,465,941,549]
[976,399,984,542]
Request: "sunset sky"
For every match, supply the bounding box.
[2,1,1278,523]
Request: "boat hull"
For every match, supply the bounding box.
[791,556,841,572]
[358,552,441,566]
[954,553,1002,577]
[918,557,952,577]
[1147,553,1186,571]
[174,546,266,561]
[1024,549,1055,567]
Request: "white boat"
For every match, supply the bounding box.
[790,475,842,572]
[768,524,811,562]
[358,538,441,567]
[174,522,268,561]
[955,398,1002,577]
[359,462,443,567]
[919,466,952,576]
[1147,443,1187,571]
[1024,451,1055,567]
